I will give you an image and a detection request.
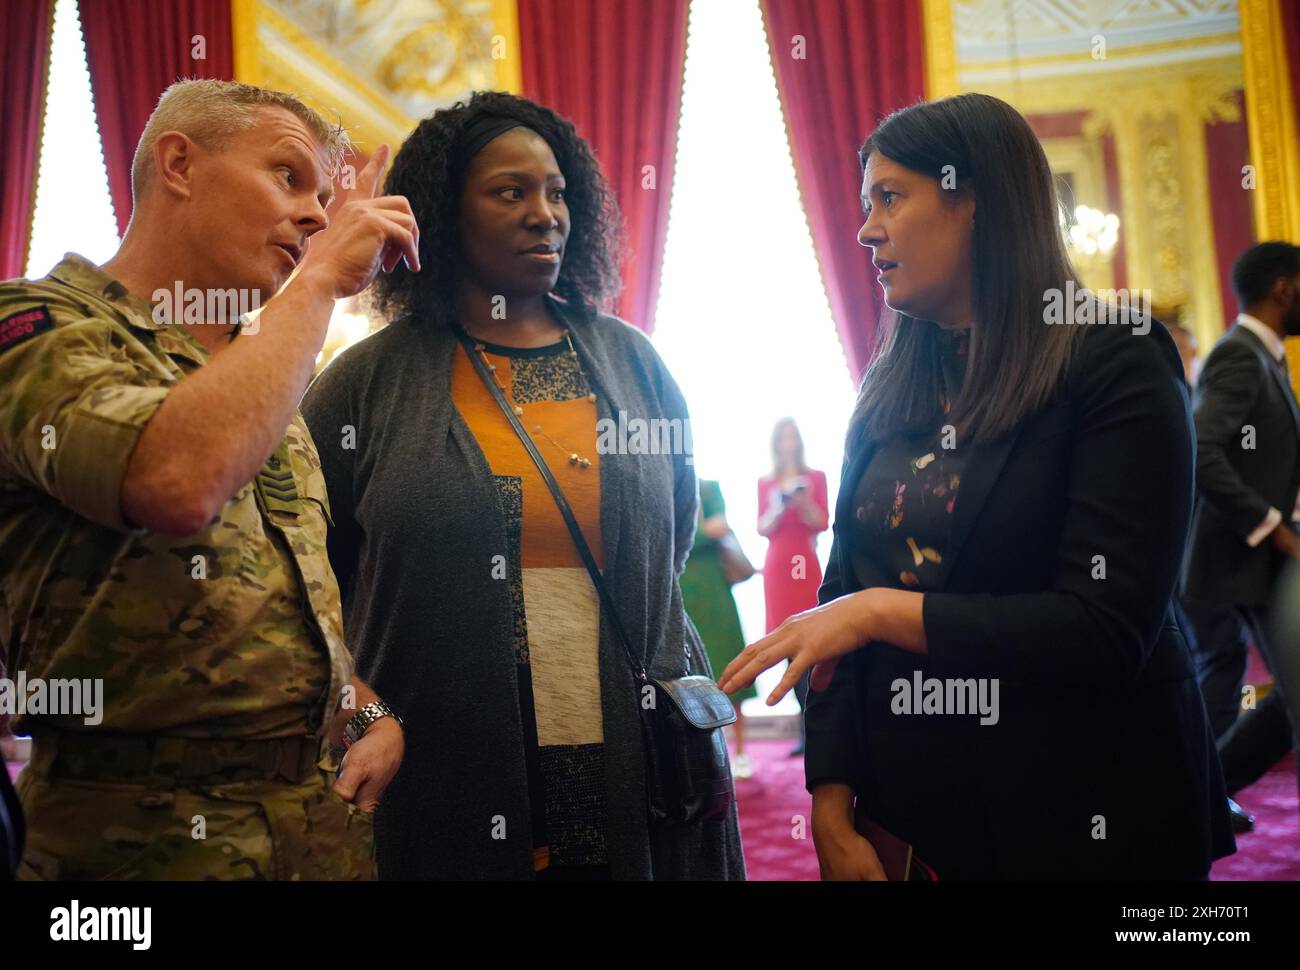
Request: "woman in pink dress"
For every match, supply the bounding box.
[758,419,829,752]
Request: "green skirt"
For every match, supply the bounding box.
[680,549,755,702]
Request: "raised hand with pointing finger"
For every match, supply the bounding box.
[297,144,422,300]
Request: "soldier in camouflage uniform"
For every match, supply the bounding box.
[0,80,420,879]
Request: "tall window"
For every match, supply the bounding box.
[25,0,119,279]
[654,0,856,713]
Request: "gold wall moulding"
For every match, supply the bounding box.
[923,0,960,100]
[1238,0,1300,243]
[233,0,522,149]
[969,59,1243,118]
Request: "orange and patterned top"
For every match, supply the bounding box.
[451,336,607,873]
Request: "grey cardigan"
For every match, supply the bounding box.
[301,298,746,880]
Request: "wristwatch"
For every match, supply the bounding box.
[342,701,402,748]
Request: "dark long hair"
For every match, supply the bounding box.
[849,93,1083,452]
[368,91,625,327]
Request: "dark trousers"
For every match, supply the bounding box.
[1183,599,1298,794]
[1179,598,1256,740]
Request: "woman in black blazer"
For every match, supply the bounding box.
[721,93,1235,880]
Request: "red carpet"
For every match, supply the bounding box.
[731,739,1300,881]
[731,740,820,881]
[1209,648,1300,880]
[1211,753,1299,880]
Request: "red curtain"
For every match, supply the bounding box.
[760,0,926,382]
[78,0,233,236]
[1,0,54,279]
[1205,91,1255,328]
[518,0,689,335]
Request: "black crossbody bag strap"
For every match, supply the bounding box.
[455,328,650,684]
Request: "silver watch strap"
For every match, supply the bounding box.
[343,701,400,747]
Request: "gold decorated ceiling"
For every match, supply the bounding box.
[234,0,521,149]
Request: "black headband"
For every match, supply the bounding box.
[458,115,524,165]
[454,114,562,174]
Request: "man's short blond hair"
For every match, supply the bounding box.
[131,78,350,201]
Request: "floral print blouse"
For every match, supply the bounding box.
[846,326,971,592]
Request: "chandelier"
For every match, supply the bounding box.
[1063,204,1121,259]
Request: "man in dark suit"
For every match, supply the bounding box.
[1181,241,1300,817]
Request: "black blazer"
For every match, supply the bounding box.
[1181,323,1300,609]
[806,320,1234,879]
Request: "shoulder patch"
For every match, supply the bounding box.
[0,305,54,355]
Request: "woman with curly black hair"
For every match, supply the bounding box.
[303,91,745,881]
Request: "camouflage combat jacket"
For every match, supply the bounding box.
[0,254,350,739]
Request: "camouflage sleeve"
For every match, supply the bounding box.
[0,288,170,532]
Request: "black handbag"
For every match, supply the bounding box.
[457,328,736,828]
